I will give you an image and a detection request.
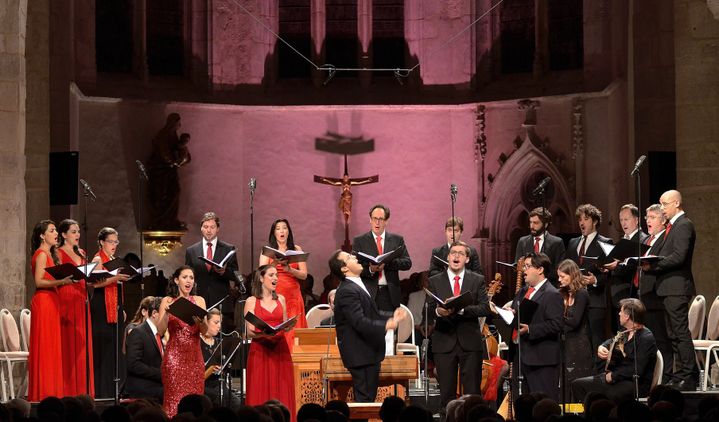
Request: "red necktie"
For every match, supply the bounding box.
[375,236,383,279]
[156,334,164,357]
[512,286,536,341]
[533,237,541,253]
[633,235,655,288]
[665,222,672,235]
[578,236,586,265]
[206,242,213,271]
[453,275,461,296]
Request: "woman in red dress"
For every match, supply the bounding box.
[157,266,207,417]
[244,264,296,418]
[90,227,130,398]
[56,218,95,396]
[258,219,308,348]
[28,220,72,401]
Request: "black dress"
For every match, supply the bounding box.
[200,336,242,408]
[563,289,594,386]
[90,284,125,398]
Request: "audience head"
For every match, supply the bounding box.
[177,393,212,417]
[575,204,602,235]
[325,400,350,419]
[297,403,326,422]
[265,399,290,422]
[369,204,390,236]
[326,410,347,422]
[650,401,678,422]
[7,398,31,419]
[379,396,406,422]
[38,396,65,421]
[60,396,85,421]
[235,406,262,422]
[532,398,561,422]
[131,406,168,422]
[445,399,464,422]
[252,264,279,300]
[529,207,552,234]
[398,405,431,422]
[648,384,684,415]
[698,395,719,420]
[587,399,615,422]
[269,218,296,250]
[513,394,538,422]
[167,265,196,297]
[101,404,131,422]
[208,406,240,422]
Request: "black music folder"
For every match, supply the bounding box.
[199,249,237,269]
[423,288,474,311]
[168,297,208,325]
[45,262,98,281]
[598,239,650,261]
[244,312,297,335]
[356,245,405,265]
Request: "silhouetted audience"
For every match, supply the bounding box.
[325,400,350,420]
[379,396,405,422]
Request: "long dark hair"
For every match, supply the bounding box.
[57,218,85,260]
[166,265,196,297]
[30,220,60,265]
[268,218,296,250]
[251,264,278,300]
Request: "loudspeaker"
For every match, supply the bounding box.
[648,151,676,202]
[49,151,79,205]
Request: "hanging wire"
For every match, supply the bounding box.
[230,0,505,79]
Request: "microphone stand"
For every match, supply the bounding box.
[422,301,430,402]
[631,160,643,400]
[114,281,123,404]
[237,299,248,405]
[516,294,524,398]
[249,183,255,273]
[80,182,93,396]
[450,186,457,242]
[137,167,146,298]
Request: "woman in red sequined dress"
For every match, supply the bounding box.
[258,219,308,349]
[244,264,296,418]
[158,266,207,417]
[56,219,95,396]
[28,220,72,401]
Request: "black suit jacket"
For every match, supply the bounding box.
[352,232,412,308]
[511,281,564,367]
[427,271,491,353]
[185,239,239,308]
[650,214,696,297]
[515,233,566,286]
[428,244,482,277]
[124,321,163,400]
[566,233,612,308]
[609,230,649,306]
[602,328,657,394]
[334,278,391,368]
[639,232,667,303]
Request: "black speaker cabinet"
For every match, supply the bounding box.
[49,151,79,205]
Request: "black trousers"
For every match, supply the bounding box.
[571,374,640,404]
[375,285,394,312]
[348,362,381,402]
[522,363,560,401]
[434,341,482,409]
[641,291,674,380]
[587,307,609,366]
[663,295,699,382]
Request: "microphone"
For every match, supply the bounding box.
[234,271,247,295]
[79,179,97,201]
[135,160,149,180]
[248,177,256,194]
[532,177,551,196]
[450,184,458,201]
[630,155,647,176]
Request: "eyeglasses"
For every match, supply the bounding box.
[343,254,357,265]
[371,217,386,223]
[103,240,120,245]
[660,201,676,207]
[449,250,467,257]
[522,263,534,270]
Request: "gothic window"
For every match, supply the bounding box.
[279,0,312,78]
[147,0,185,76]
[548,0,583,70]
[500,0,535,74]
[372,0,405,71]
[325,0,359,77]
[96,0,133,73]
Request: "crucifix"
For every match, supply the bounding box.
[314,132,379,251]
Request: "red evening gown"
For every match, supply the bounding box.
[28,249,64,401]
[161,296,205,417]
[246,300,296,419]
[57,248,95,396]
[272,260,307,349]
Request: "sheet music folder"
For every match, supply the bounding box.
[356,245,404,265]
[598,239,650,261]
[199,249,237,269]
[168,297,208,326]
[244,312,297,335]
[423,288,474,311]
[261,246,309,264]
[492,298,539,341]
[45,262,98,281]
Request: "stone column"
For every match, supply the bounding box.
[0,0,29,312]
[674,0,719,297]
[533,0,548,78]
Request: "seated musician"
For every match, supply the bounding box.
[571,298,657,403]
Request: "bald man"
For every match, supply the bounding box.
[643,190,698,390]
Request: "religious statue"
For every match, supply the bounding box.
[315,154,378,251]
[146,113,192,230]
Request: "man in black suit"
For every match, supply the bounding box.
[565,204,612,357]
[185,212,239,312]
[507,253,564,400]
[571,298,657,403]
[427,241,492,409]
[329,250,406,402]
[514,207,566,286]
[352,204,412,312]
[605,204,648,310]
[428,217,482,277]
[124,297,164,401]
[638,204,672,381]
[643,190,699,390]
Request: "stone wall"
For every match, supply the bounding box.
[674,0,719,298]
